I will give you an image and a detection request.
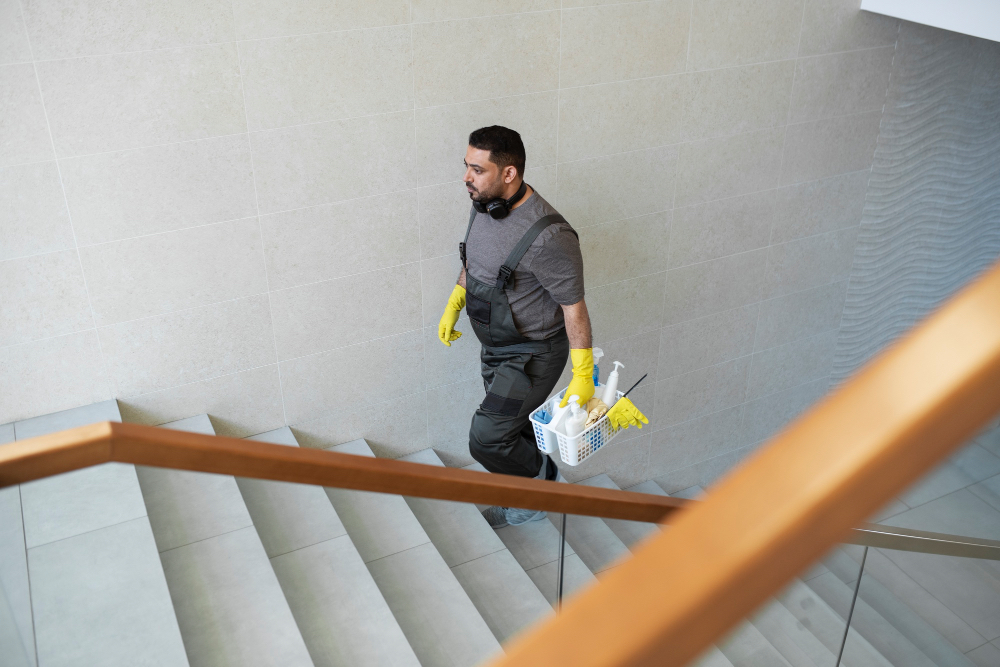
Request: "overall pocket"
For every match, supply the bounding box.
[466,292,491,326]
[480,351,533,417]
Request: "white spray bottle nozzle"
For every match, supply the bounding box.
[600,362,624,406]
[612,361,624,374]
[593,348,604,363]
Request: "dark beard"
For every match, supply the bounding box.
[467,182,505,203]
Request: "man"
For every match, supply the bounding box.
[437,126,646,529]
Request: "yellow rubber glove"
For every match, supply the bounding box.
[606,397,649,430]
[559,348,595,407]
[438,284,466,346]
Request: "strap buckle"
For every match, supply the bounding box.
[459,242,466,266]
[497,264,514,287]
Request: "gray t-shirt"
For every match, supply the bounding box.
[464,189,585,340]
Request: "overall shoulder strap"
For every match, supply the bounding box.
[496,214,570,288]
[459,206,477,268]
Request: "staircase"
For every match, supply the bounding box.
[3,401,1000,666]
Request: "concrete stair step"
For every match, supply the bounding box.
[461,462,596,606]
[399,449,552,644]
[138,416,313,667]
[688,645,735,667]
[749,597,836,667]
[239,428,419,667]
[578,474,661,548]
[14,401,188,667]
[717,621,793,667]
[547,502,631,574]
[324,440,500,667]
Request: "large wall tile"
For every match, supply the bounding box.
[681,61,795,142]
[668,190,774,269]
[415,92,557,187]
[780,111,882,185]
[233,0,408,40]
[240,27,412,131]
[559,1,689,88]
[412,12,559,107]
[20,0,234,60]
[294,390,429,458]
[426,378,483,466]
[798,0,898,57]
[0,251,93,347]
[36,44,246,158]
[771,169,868,243]
[556,146,678,228]
[687,0,804,71]
[596,329,661,382]
[418,182,476,260]
[61,135,256,247]
[412,0,557,22]
[0,161,74,261]
[118,364,284,438]
[658,304,758,379]
[747,329,837,399]
[80,217,267,326]
[662,248,768,325]
[587,272,666,343]
[766,225,858,298]
[0,331,111,424]
[0,64,53,167]
[675,128,784,208]
[262,191,419,291]
[650,356,750,428]
[270,263,422,361]
[0,0,30,65]
[99,295,275,396]
[562,430,651,488]
[423,316,480,390]
[557,75,686,161]
[755,280,847,352]
[579,211,670,288]
[251,111,415,214]
[789,47,895,123]
[280,330,424,424]
[648,405,744,478]
[420,253,463,327]
[741,375,829,446]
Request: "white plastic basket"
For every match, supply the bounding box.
[529,386,625,466]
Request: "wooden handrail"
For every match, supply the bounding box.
[489,260,1000,667]
[0,421,685,523]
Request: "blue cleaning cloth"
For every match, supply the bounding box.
[536,408,552,424]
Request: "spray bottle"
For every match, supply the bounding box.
[592,347,604,387]
[601,362,624,407]
[562,395,587,437]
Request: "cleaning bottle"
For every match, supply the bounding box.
[562,395,587,437]
[601,361,624,407]
[548,391,573,434]
[592,347,604,387]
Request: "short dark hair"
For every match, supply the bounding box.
[468,126,526,179]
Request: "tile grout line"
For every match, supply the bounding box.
[14,0,117,401]
[17,484,40,667]
[23,512,150,552]
[230,1,289,427]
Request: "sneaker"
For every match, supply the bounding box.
[505,507,547,526]
[482,506,509,529]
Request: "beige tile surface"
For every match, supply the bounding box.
[681,60,796,142]
[239,26,412,131]
[781,110,882,185]
[562,430,652,488]
[20,0,234,60]
[0,64,54,167]
[557,74,686,161]
[766,225,858,298]
[412,0,557,22]
[36,44,246,157]
[262,190,419,291]
[587,272,666,343]
[798,0,899,57]
[658,304,758,379]
[596,328,661,382]
[423,316,481,389]
[556,146,678,229]
[0,162,74,261]
[415,91,558,187]
[294,390,430,457]
[99,295,275,397]
[420,253,464,327]
[80,217,267,326]
[251,110,415,214]
[789,47,895,122]
[741,376,829,446]
[771,169,869,243]
[412,11,560,107]
[648,404,744,477]
[687,0,804,71]
[755,280,847,351]
[668,190,774,269]
[425,377,483,466]
[418,181,477,260]
[0,0,30,65]
[61,134,256,246]
[118,364,285,438]
[233,0,408,40]
[559,0,689,88]
[675,128,785,208]
[0,251,93,347]
[662,248,768,325]
[580,210,671,288]
[747,329,838,400]
[270,263,422,361]
[650,356,750,428]
[0,331,111,424]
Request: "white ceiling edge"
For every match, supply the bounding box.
[861,0,1000,43]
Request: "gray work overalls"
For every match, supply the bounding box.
[460,207,573,478]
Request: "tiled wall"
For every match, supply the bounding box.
[0,0,899,485]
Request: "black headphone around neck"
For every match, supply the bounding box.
[473,181,528,219]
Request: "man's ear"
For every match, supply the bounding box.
[503,165,518,184]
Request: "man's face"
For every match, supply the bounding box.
[464,146,506,203]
